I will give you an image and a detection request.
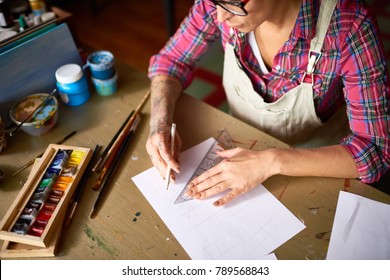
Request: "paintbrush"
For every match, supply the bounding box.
[90,114,141,218]
[9,88,57,136]
[93,136,125,191]
[65,144,100,227]
[93,90,150,174]
[92,110,134,173]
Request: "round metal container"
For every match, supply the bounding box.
[9,93,59,136]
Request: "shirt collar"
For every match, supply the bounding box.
[228,0,320,48]
[292,0,319,40]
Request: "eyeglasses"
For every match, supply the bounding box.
[210,0,250,16]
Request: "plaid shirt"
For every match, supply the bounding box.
[149,0,390,183]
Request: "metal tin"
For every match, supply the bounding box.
[9,93,59,136]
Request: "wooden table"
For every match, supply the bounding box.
[1,62,389,260]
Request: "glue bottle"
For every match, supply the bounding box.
[55,64,91,106]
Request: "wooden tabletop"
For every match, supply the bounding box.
[1,62,389,260]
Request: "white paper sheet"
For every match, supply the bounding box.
[326,191,390,260]
[132,138,305,260]
[257,253,278,260]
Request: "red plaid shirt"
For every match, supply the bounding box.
[149,0,390,183]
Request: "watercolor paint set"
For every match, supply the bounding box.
[0,144,92,257]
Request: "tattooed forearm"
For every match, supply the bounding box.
[149,116,170,136]
[146,75,182,175]
[149,75,182,131]
[151,76,181,97]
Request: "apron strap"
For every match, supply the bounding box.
[303,0,337,81]
[310,0,338,53]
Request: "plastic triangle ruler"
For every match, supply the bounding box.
[174,128,235,204]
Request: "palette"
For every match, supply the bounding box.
[0,144,92,251]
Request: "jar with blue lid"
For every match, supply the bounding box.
[55,64,90,106]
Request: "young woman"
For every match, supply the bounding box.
[146,0,390,206]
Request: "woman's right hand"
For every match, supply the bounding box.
[146,75,183,181]
[146,121,181,181]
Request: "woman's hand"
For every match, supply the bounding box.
[146,75,183,181]
[185,143,361,207]
[146,122,181,180]
[185,147,276,206]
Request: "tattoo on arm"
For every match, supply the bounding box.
[149,117,170,136]
[149,76,182,136]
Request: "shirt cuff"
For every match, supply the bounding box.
[341,134,386,183]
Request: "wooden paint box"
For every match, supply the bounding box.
[0,210,65,258]
[0,144,92,254]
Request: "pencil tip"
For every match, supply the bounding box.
[165,181,170,190]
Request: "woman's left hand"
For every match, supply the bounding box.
[185,147,275,206]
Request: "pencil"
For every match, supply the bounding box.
[94,91,150,174]
[165,123,176,190]
[90,114,141,218]
[11,130,77,176]
[65,144,100,228]
[92,110,134,173]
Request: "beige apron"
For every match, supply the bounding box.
[223,0,350,147]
